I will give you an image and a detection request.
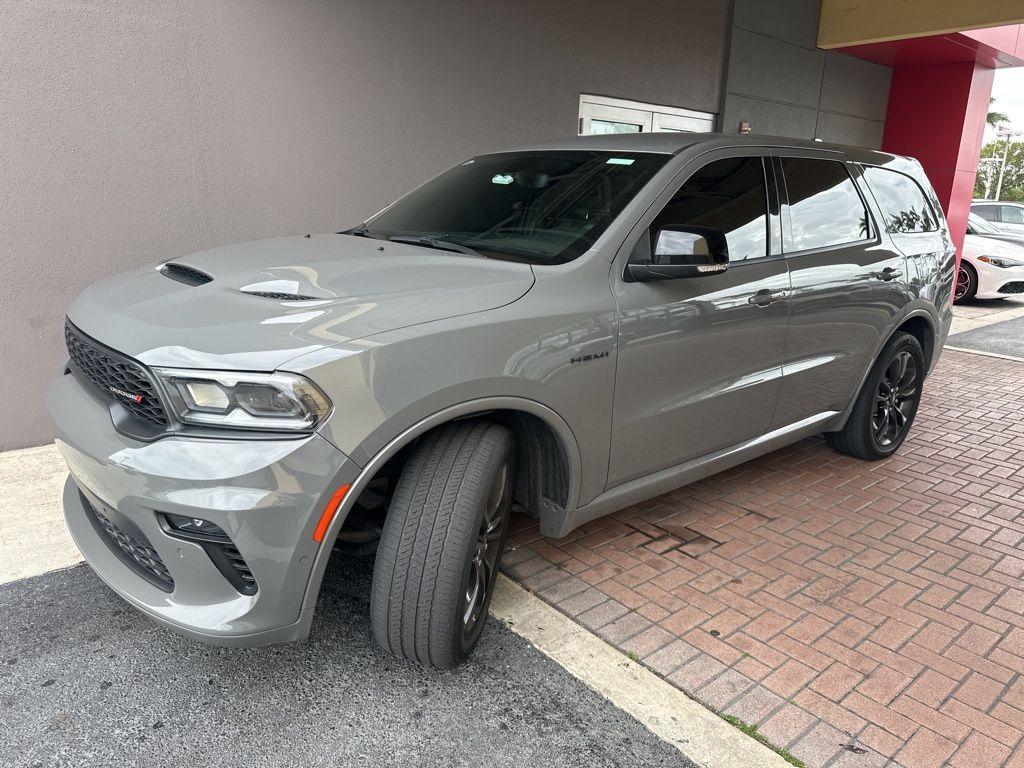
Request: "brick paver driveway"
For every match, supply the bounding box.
[504,349,1024,768]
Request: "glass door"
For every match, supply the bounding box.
[579,94,714,135]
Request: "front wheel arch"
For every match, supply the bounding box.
[298,397,581,616]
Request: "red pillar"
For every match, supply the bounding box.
[880,62,995,262]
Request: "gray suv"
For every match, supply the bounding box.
[48,133,954,668]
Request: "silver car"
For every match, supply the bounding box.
[48,133,955,667]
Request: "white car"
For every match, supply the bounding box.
[972,200,1024,235]
[957,217,1024,302]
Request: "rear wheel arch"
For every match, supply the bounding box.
[894,312,936,372]
[831,309,937,434]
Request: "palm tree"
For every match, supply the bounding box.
[989,97,1010,128]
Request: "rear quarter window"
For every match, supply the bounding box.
[863,166,939,234]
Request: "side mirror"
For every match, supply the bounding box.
[627,226,729,282]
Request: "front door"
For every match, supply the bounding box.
[608,150,790,487]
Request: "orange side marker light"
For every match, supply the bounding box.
[313,484,351,543]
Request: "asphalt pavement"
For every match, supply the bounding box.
[0,554,695,768]
[948,312,1024,358]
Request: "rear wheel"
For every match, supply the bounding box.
[954,262,977,304]
[826,332,924,461]
[370,420,515,668]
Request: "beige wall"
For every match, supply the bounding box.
[0,0,729,449]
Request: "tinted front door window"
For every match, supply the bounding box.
[973,204,999,222]
[781,158,869,251]
[652,157,768,261]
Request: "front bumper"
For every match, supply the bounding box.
[977,263,1024,299]
[47,371,357,646]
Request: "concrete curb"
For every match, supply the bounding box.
[944,344,1024,364]
[491,575,793,768]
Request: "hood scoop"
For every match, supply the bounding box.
[241,290,320,301]
[161,263,212,286]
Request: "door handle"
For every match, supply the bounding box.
[873,267,902,282]
[748,289,785,307]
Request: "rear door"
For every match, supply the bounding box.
[861,164,948,307]
[608,149,790,486]
[769,150,907,429]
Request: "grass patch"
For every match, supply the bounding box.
[720,714,806,768]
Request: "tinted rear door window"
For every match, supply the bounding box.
[652,156,769,262]
[863,166,938,233]
[781,157,870,251]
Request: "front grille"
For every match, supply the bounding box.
[242,291,319,301]
[161,263,212,286]
[82,494,174,592]
[998,282,1024,295]
[65,321,169,427]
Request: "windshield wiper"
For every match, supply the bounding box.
[341,225,387,240]
[388,235,485,258]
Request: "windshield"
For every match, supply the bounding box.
[363,151,669,265]
[968,212,999,234]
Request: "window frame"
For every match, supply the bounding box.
[643,153,779,268]
[860,164,940,235]
[770,149,879,258]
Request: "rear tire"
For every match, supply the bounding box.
[954,262,978,304]
[370,420,515,668]
[826,332,924,461]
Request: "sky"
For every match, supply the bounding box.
[984,67,1024,143]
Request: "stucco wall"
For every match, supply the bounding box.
[720,0,892,147]
[0,0,729,449]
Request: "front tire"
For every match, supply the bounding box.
[826,332,924,461]
[370,421,515,668]
[954,262,978,304]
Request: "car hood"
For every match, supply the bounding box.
[67,234,535,370]
[964,233,1024,261]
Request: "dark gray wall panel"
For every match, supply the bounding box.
[814,111,885,149]
[731,0,821,50]
[726,28,825,108]
[720,1,892,147]
[820,52,892,121]
[722,94,819,139]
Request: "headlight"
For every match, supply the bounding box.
[153,368,332,432]
[978,255,1024,268]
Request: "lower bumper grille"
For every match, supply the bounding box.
[220,545,258,595]
[82,494,174,592]
[998,281,1024,295]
